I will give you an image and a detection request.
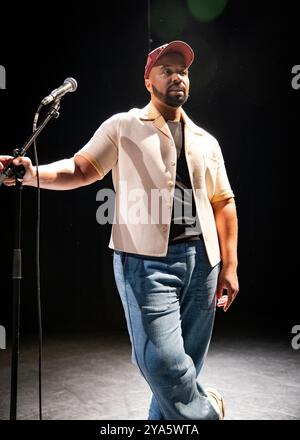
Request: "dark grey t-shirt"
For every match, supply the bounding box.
[167,121,202,243]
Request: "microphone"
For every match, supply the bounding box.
[41,77,77,106]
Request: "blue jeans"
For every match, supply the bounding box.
[113,240,220,420]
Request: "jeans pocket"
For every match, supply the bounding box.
[194,286,217,310]
[131,259,173,314]
[194,264,219,310]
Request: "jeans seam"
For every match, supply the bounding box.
[122,258,167,420]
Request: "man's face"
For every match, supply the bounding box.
[145,52,190,108]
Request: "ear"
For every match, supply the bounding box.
[144,78,152,93]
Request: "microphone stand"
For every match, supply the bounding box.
[1,100,61,420]
[0,101,61,187]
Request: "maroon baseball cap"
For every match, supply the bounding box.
[144,40,194,79]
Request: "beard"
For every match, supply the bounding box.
[152,84,189,108]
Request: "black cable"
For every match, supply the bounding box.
[147,0,152,52]
[32,110,43,420]
[31,100,60,421]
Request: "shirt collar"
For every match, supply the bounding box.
[139,101,205,136]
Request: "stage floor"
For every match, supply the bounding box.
[0,328,299,420]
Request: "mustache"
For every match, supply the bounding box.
[168,85,186,92]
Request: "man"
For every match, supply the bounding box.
[0,41,238,420]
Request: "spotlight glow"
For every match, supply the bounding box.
[187,0,228,22]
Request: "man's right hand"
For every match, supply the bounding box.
[0,155,35,186]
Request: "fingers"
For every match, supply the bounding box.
[3,177,17,186]
[12,157,31,167]
[0,155,31,168]
[216,269,239,312]
[217,294,228,308]
[1,156,33,186]
[0,155,14,171]
[223,288,239,312]
[216,287,239,312]
[215,283,223,300]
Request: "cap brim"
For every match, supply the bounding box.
[153,40,194,69]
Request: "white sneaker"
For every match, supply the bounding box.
[206,387,225,420]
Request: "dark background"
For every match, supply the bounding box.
[0,1,298,337]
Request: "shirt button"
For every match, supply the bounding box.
[187,150,191,155]
[170,160,176,166]
[161,225,168,232]
[168,181,174,188]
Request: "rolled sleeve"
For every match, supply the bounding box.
[210,143,234,203]
[75,116,119,179]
